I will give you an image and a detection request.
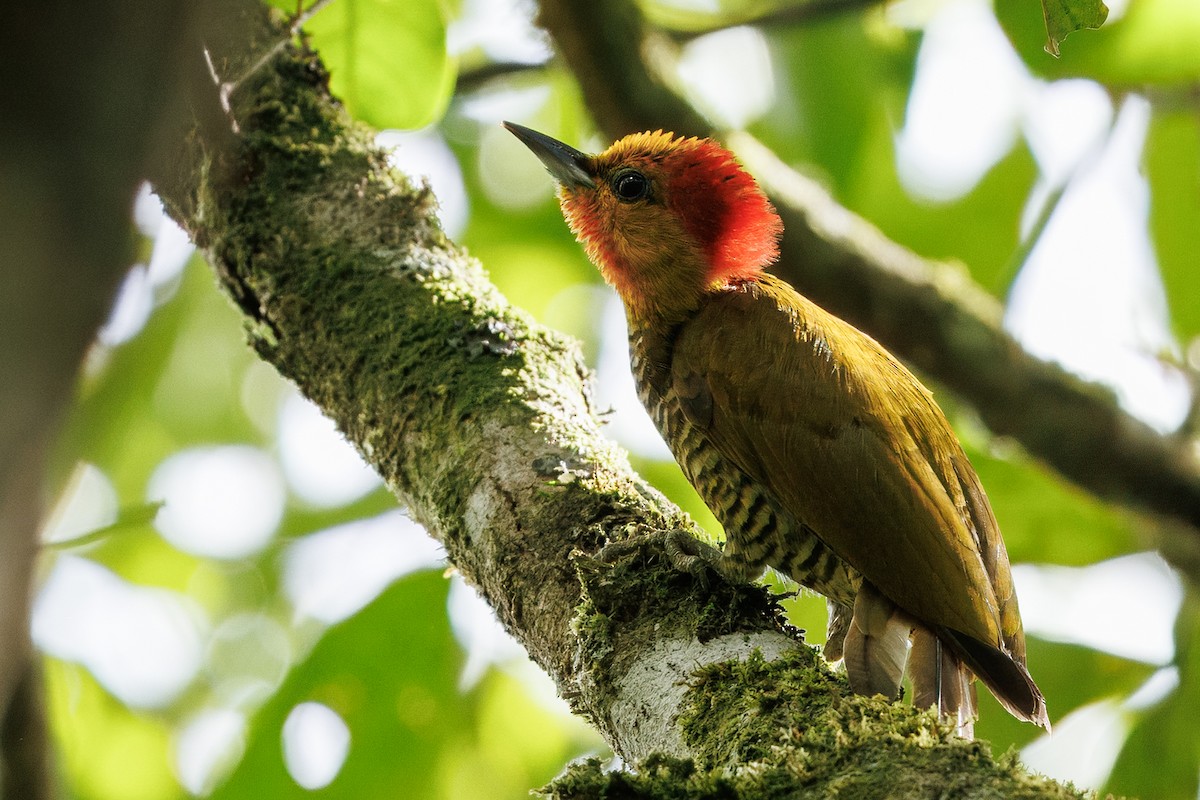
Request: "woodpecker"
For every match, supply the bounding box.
[505,121,1048,735]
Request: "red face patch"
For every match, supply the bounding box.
[656,138,783,286]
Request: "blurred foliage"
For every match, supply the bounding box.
[47,661,181,800]
[1107,591,1200,799]
[1147,110,1200,342]
[37,0,1200,797]
[265,0,457,130]
[211,572,593,800]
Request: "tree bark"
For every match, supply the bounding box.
[146,3,1082,797]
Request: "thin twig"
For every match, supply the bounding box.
[454,60,549,94]
[997,113,1116,291]
[201,0,336,133]
[663,0,889,42]
[222,0,337,98]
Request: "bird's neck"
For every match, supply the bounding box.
[598,244,709,329]
[625,269,772,332]
[625,275,754,389]
[624,283,701,343]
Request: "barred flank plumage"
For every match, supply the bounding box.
[631,324,857,606]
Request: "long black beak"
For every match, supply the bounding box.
[503,121,596,189]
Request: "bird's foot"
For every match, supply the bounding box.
[587,528,728,587]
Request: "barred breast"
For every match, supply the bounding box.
[629,326,858,607]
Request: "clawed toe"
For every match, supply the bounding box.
[587,529,726,587]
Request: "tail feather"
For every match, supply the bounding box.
[824,600,852,662]
[910,627,977,738]
[829,589,1049,734]
[941,628,1050,731]
[843,582,911,700]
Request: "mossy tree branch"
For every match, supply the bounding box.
[152,0,802,768]
[535,0,1200,546]
[149,2,1080,797]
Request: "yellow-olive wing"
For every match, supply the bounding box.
[672,275,1022,653]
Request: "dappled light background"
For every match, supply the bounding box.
[36,0,1200,797]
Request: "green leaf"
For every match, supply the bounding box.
[1041,0,1108,57]
[1107,694,1200,800]
[760,17,915,198]
[997,0,1200,85]
[303,0,455,130]
[853,138,1037,298]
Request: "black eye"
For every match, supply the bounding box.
[612,170,650,202]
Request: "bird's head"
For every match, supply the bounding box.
[504,122,783,322]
